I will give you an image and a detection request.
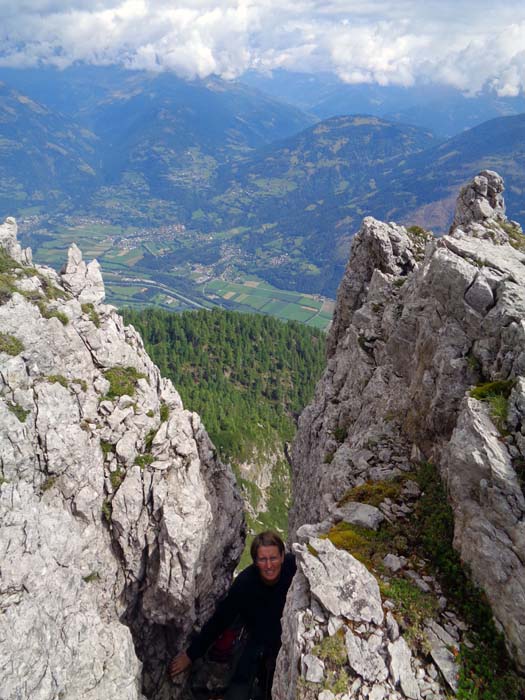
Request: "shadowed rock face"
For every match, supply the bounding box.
[285,169,525,688]
[0,221,245,700]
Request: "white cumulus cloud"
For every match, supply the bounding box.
[1,0,525,94]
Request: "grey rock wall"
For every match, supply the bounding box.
[284,170,525,691]
[0,219,244,699]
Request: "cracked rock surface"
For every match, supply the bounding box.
[0,219,244,700]
[280,170,525,697]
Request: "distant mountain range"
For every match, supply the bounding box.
[240,69,525,138]
[196,113,525,295]
[200,115,438,293]
[1,65,524,300]
[0,66,315,221]
[0,81,100,214]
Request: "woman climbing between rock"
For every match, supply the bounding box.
[169,530,296,700]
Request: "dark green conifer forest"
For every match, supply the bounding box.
[122,307,326,463]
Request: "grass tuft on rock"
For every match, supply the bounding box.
[470,380,515,433]
[41,476,57,492]
[0,249,20,274]
[81,302,101,327]
[321,521,391,570]
[312,630,350,694]
[110,468,125,490]
[338,479,404,508]
[82,571,100,583]
[103,366,146,399]
[160,402,170,422]
[379,577,437,652]
[0,274,18,304]
[41,277,67,301]
[134,453,154,469]
[100,440,115,457]
[47,374,69,388]
[0,332,24,356]
[7,402,30,422]
[500,221,525,251]
[102,499,112,523]
[37,301,69,325]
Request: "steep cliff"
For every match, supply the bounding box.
[277,171,525,698]
[0,218,244,700]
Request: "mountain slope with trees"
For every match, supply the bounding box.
[358,112,525,232]
[123,307,326,461]
[0,66,315,222]
[122,307,326,546]
[0,81,100,215]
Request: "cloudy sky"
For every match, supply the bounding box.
[1,0,525,95]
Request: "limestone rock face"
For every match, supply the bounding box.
[60,242,105,303]
[0,221,244,700]
[273,537,436,700]
[285,170,525,687]
[452,169,505,231]
[0,216,32,264]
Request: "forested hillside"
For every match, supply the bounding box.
[123,308,325,548]
[124,307,326,461]
[123,308,326,551]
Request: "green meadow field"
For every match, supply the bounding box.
[26,223,335,330]
[204,279,334,329]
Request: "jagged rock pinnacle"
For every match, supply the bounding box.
[60,242,105,304]
[0,216,32,265]
[451,169,505,231]
[286,170,525,693]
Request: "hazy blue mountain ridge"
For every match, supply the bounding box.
[196,115,438,293]
[166,111,525,296]
[0,81,100,215]
[360,112,525,230]
[0,66,316,221]
[240,69,525,138]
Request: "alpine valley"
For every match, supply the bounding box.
[1,66,525,315]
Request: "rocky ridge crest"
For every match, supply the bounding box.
[0,220,244,700]
[275,171,525,699]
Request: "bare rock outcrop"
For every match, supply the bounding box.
[0,219,244,700]
[274,534,451,700]
[283,170,525,692]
